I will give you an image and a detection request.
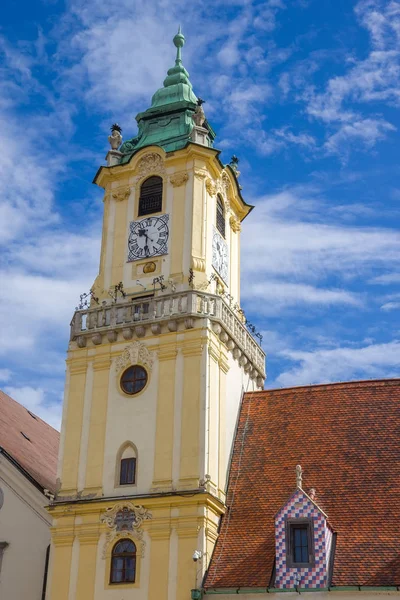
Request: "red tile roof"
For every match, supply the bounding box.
[0,390,59,493]
[205,379,400,589]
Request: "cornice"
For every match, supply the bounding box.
[49,491,226,517]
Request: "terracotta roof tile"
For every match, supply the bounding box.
[205,379,400,589]
[0,389,59,493]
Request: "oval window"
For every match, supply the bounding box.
[120,366,148,395]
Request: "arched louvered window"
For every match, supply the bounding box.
[110,539,136,584]
[138,176,163,216]
[216,195,225,238]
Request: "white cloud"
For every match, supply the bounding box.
[275,340,400,386]
[302,1,400,155]
[370,272,400,284]
[243,280,360,313]
[242,190,400,281]
[4,385,62,430]
[325,118,396,155]
[380,301,400,311]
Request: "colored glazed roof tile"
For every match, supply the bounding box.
[0,389,59,493]
[205,379,400,589]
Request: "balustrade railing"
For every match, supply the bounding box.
[71,290,265,374]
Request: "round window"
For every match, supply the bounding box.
[120,365,148,395]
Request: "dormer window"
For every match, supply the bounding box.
[216,195,225,238]
[138,176,162,216]
[285,518,315,568]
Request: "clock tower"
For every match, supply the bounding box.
[47,30,265,600]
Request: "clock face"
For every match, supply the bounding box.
[212,228,229,283]
[128,214,169,261]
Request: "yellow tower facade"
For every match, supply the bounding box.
[47,31,265,600]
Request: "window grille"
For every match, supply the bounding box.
[138,176,162,216]
[216,195,225,238]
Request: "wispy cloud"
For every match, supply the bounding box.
[242,188,400,281]
[302,0,400,156]
[380,301,400,311]
[275,340,400,386]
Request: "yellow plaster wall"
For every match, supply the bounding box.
[94,194,110,296]
[191,170,206,274]
[111,194,128,288]
[179,340,204,489]
[207,344,220,490]
[152,344,177,490]
[218,351,229,496]
[177,530,199,600]
[49,515,75,600]
[49,542,73,600]
[84,353,111,494]
[75,538,98,600]
[170,180,187,279]
[59,358,87,495]
[48,494,225,600]
[148,529,171,600]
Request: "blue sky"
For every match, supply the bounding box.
[1,0,399,429]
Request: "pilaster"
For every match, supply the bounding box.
[49,517,75,600]
[59,359,87,497]
[148,525,172,600]
[83,353,111,495]
[75,525,100,600]
[152,343,178,492]
[178,340,205,490]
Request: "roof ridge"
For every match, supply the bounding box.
[254,378,400,395]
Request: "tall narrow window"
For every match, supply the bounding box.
[120,457,136,485]
[138,176,162,216]
[216,195,225,238]
[292,525,308,563]
[117,443,138,487]
[285,518,314,567]
[110,539,136,584]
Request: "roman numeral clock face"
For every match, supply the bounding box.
[128,215,169,261]
[212,227,229,283]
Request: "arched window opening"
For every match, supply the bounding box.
[118,443,137,486]
[110,539,136,584]
[138,176,163,216]
[216,195,225,238]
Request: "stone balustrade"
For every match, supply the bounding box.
[70,290,266,382]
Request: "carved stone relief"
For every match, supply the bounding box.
[205,178,217,196]
[170,172,189,187]
[112,186,131,202]
[229,215,241,233]
[115,341,155,374]
[137,153,166,178]
[100,503,152,558]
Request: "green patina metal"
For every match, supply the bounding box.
[119,28,213,162]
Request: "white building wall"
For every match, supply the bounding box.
[0,455,52,600]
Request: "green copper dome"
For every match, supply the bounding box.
[119,28,214,162]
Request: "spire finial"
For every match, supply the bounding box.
[173,26,185,64]
[296,464,303,489]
